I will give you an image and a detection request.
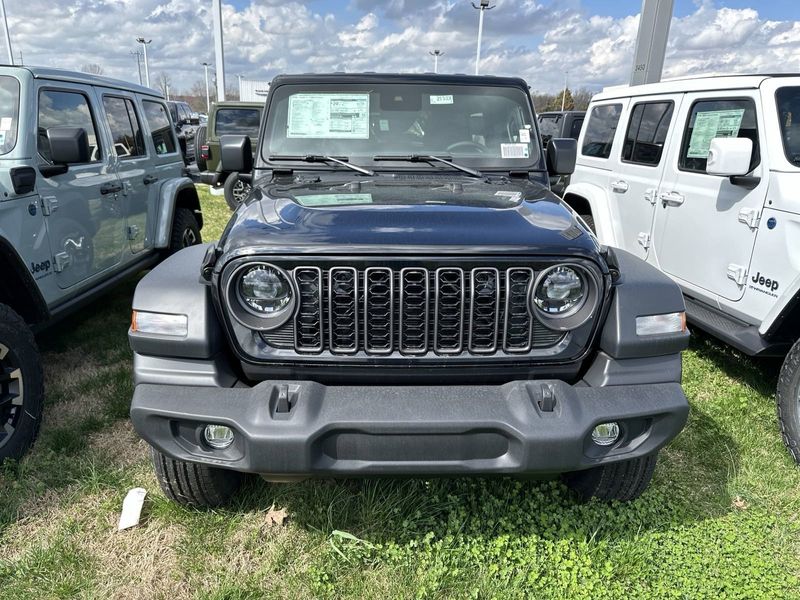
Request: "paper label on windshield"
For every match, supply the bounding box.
[430,94,453,105]
[519,128,531,143]
[687,109,745,158]
[287,93,370,139]
[295,193,373,207]
[501,143,530,159]
[0,117,11,131]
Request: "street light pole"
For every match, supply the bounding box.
[212,0,226,101]
[130,50,142,85]
[0,0,14,66]
[472,1,494,75]
[203,62,211,113]
[429,50,444,74]
[136,37,151,88]
[237,74,243,100]
[561,71,568,111]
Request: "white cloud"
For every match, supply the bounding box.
[1,0,799,95]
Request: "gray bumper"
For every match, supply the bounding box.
[130,378,688,476]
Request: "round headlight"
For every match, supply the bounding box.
[533,265,586,316]
[238,265,293,315]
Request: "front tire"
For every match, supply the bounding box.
[777,339,800,464]
[223,172,251,211]
[0,304,44,463]
[564,453,658,502]
[168,207,202,254]
[151,448,243,508]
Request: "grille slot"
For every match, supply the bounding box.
[399,268,429,355]
[294,267,323,352]
[468,268,500,353]
[504,268,535,352]
[328,267,358,353]
[364,267,394,354]
[434,268,465,354]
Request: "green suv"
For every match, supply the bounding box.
[195,101,262,209]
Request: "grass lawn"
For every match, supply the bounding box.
[1,185,799,598]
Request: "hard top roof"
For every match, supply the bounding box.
[270,72,529,89]
[2,65,162,97]
[594,73,800,102]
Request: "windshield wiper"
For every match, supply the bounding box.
[373,154,483,178]
[269,155,374,176]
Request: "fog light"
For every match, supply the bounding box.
[591,422,620,446]
[204,424,234,449]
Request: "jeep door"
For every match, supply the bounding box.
[36,84,127,290]
[607,94,682,260]
[98,91,151,254]
[652,90,768,302]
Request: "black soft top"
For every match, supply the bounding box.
[270,72,530,89]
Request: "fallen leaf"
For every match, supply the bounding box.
[732,496,748,510]
[265,504,289,526]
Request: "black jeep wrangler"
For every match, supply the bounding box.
[129,74,690,507]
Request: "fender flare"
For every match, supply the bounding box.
[562,182,619,248]
[154,177,202,249]
[0,235,49,324]
[760,273,800,338]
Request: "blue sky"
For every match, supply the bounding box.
[6,0,800,93]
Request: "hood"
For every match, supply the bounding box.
[219,176,602,259]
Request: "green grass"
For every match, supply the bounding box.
[1,185,799,598]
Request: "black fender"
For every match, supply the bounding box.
[0,237,49,324]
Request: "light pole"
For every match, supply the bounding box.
[472,0,494,75]
[429,50,444,74]
[203,62,212,113]
[212,0,226,101]
[130,50,143,85]
[561,71,568,111]
[0,0,14,65]
[237,74,243,100]
[136,37,151,88]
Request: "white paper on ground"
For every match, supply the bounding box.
[118,487,147,531]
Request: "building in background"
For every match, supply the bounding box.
[238,78,270,102]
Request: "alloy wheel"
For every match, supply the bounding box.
[0,342,24,450]
[232,181,251,204]
[182,228,198,248]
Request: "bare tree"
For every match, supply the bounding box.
[156,72,173,98]
[81,63,103,75]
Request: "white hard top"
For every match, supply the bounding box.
[593,73,800,102]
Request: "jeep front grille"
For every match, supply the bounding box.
[272,266,563,357]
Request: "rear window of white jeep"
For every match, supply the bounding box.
[0,75,19,155]
[581,104,622,159]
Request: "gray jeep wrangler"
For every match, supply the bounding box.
[0,66,203,462]
[129,73,690,507]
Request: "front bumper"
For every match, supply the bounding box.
[130,378,688,476]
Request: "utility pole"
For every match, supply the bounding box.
[472,1,494,75]
[561,71,568,111]
[0,0,14,65]
[237,74,243,100]
[136,37,151,87]
[429,50,444,74]
[130,50,143,85]
[212,0,226,101]
[630,0,674,86]
[203,62,212,113]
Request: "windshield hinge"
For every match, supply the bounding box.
[508,170,530,178]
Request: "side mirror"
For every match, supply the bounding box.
[546,138,577,176]
[220,134,253,173]
[706,137,752,177]
[189,115,201,126]
[48,127,89,164]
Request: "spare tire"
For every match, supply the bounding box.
[194,125,207,172]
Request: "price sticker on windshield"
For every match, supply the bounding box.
[501,143,530,159]
[430,95,453,105]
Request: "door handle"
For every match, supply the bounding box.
[659,191,685,208]
[143,175,159,185]
[611,180,629,193]
[100,182,123,195]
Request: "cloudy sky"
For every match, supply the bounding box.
[3,0,800,94]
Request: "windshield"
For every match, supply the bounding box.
[777,87,800,167]
[0,75,20,155]
[215,107,261,137]
[263,82,540,169]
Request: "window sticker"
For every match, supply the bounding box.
[501,143,530,159]
[430,94,453,105]
[0,117,11,130]
[295,193,373,207]
[519,128,531,143]
[379,119,389,131]
[287,93,370,139]
[687,108,745,158]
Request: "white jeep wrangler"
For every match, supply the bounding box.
[563,74,800,462]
